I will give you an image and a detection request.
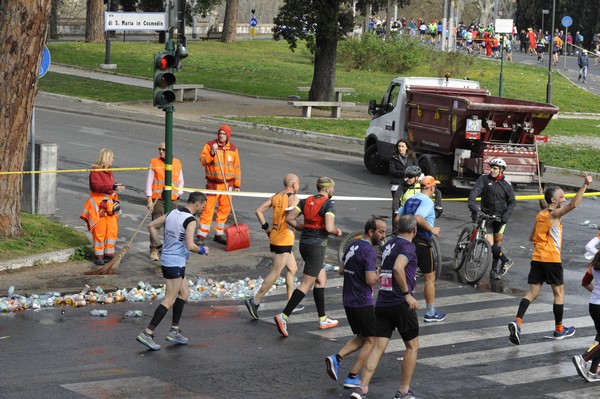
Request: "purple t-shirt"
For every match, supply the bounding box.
[342,238,377,307]
[376,235,418,307]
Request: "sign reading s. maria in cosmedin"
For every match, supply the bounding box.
[104,12,167,31]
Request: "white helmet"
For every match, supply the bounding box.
[488,158,507,169]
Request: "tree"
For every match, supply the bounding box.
[274,0,355,101]
[0,0,52,238]
[221,0,239,42]
[86,0,105,43]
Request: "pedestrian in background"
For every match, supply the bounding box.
[274,177,342,337]
[509,174,593,345]
[80,148,125,266]
[389,140,416,222]
[244,174,301,319]
[197,125,241,245]
[574,251,600,382]
[326,217,386,389]
[137,192,208,351]
[578,50,589,83]
[350,215,421,399]
[145,142,184,261]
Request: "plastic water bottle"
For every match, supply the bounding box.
[7,286,14,297]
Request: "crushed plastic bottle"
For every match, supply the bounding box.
[90,309,108,317]
[590,224,598,229]
[581,220,591,226]
[124,310,143,317]
[324,263,335,271]
[7,286,14,297]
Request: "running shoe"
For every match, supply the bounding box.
[136,331,161,351]
[553,326,576,340]
[572,354,591,379]
[499,259,513,276]
[291,304,305,313]
[343,375,361,388]
[350,387,367,399]
[508,321,521,345]
[423,309,446,322]
[319,316,339,330]
[274,313,288,337]
[584,370,600,383]
[394,390,421,399]
[325,355,340,381]
[165,329,189,345]
[244,298,260,320]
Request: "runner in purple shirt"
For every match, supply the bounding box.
[350,215,421,399]
[325,217,387,389]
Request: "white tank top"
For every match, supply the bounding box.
[591,268,600,305]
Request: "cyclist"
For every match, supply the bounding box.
[467,158,516,280]
[393,166,443,228]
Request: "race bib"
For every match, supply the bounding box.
[379,271,393,291]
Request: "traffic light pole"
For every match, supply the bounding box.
[164,103,174,213]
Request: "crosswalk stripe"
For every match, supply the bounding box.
[419,337,590,368]
[478,362,580,385]
[546,386,600,398]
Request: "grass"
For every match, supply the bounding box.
[0,213,90,261]
[229,116,370,138]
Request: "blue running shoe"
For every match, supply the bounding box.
[553,325,576,340]
[326,355,340,381]
[343,375,361,388]
[424,309,446,322]
[508,321,521,345]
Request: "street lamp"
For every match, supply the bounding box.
[546,1,556,104]
[541,9,549,37]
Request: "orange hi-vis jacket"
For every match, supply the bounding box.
[149,157,183,200]
[80,192,119,231]
[200,139,241,189]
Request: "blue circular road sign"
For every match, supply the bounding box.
[39,46,51,78]
[250,17,258,27]
[562,16,573,28]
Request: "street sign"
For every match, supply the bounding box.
[105,12,167,31]
[39,46,51,78]
[562,16,573,28]
[250,17,258,27]
[494,19,513,34]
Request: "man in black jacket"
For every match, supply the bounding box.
[468,158,516,280]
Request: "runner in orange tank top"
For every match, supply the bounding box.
[244,174,300,320]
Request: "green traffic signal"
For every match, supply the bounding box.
[153,52,176,108]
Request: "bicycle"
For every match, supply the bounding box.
[338,223,443,280]
[453,212,499,284]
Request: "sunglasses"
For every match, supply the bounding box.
[158,148,166,151]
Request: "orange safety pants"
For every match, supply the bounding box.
[92,214,119,258]
[198,182,231,238]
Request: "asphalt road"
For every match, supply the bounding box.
[1,101,599,398]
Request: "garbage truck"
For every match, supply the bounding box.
[363,76,559,188]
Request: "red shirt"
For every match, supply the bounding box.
[89,166,115,194]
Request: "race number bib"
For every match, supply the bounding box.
[379,271,393,291]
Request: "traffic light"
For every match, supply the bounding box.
[153,51,176,109]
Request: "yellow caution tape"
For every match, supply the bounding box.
[444,192,600,202]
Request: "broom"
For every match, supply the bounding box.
[85,197,159,275]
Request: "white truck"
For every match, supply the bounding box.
[364,76,559,188]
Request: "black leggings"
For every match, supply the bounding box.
[583,303,600,373]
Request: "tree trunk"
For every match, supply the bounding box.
[0,0,51,238]
[85,0,105,43]
[50,0,60,39]
[309,35,337,101]
[222,0,239,43]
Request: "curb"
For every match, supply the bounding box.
[0,247,79,272]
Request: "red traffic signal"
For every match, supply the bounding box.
[155,54,176,71]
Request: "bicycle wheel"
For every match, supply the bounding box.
[461,238,492,284]
[453,226,472,271]
[338,230,365,264]
[431,235,443,279]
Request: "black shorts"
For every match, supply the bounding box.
[299,244,326,277]
[270,244,293,254]
[489,221,507,235]
[375,303,419,341]
[527,260,563,285]
[345,306,376,337]
[414,236,434,274]
[162,266,185,279]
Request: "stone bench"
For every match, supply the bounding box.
[201,31,222,41]
[173,84,204,102]
[288,100,355,118]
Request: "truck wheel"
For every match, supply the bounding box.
[364,144,388,175]
[418,155,436,177]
